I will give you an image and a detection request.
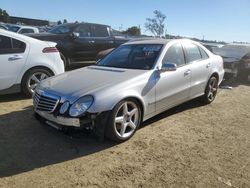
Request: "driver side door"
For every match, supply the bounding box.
[72,24,96,61]
[155,42,192,111]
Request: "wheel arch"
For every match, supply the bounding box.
[210,72,219,81]
[113,96,145,122]
[205,72,219,93]
[21,66,55,84]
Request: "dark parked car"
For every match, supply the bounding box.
[213,44,250,82]
[0,24,8,30]
[28,23,129,69]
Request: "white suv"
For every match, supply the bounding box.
[0,29,64,96]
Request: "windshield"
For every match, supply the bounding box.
[97,44,163,70]
[49,25,71,34]
[8,26,20,32]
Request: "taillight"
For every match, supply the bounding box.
[42,47,58,53]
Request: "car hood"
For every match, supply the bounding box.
[39,66,148,102]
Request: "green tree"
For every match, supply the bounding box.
[145,10,167,37]
[57,20,62,25]
[0,8,10,23]
[63,19,68,24]
[122,26,141,36]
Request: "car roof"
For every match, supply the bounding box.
[57,22,110,28]
[124,38,194,45]
[0,29,43,43]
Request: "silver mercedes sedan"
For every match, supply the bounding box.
[33,39,224,142]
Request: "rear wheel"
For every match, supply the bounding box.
[60,53,70,70]
[105,99,141,142]
[203,76,218,104]
[21,68,53,97]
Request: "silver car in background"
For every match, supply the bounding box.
[33,39,224,142]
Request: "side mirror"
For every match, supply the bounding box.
[160,63,177,72]
[71,32,80,39]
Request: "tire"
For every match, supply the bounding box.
[203,76,218,104]
[21,68,53,97]
[105,99,141,142]
[60,53,70,70]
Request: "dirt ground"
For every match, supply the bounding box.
[0,84,250,188]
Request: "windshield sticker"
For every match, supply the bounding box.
[143,46,161,52]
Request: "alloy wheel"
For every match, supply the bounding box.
[114,101,140,139]
[207,78,218,102]
[28,72,49,93]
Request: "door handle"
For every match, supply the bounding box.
[88,40,95,43]
[184,69,191,76]
[107,41,114,44]
[206,63,211,68]
[8,55,23,61]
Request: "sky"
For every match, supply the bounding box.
[1,0,250,42]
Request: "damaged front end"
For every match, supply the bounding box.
[33,90,110,140]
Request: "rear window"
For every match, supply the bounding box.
[92,25,109,37]
[199,47,209,59]
[184,43,202,63]
[19,28,35,34]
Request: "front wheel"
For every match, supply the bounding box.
[105,99,141,142]
[203,76,218,104]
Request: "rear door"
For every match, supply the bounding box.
[91,25,114,55]
[183,42,211,97]
[155,42,191,111]
[0,34,28,90]
[72,24,96,61]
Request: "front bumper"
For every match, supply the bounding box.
[35,109,110,141]
[35,110,81,127]
[35,109,93,128]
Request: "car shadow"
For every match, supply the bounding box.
[141,98,205,127]
[0,97,207,178]
[0,93,28,103]
[0,106,116,178]
[221,75,250,88]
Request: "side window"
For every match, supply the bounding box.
[12,38,26,53]
[162,43,185,67]
[184,43,202,63]
[0,35,26,54]
[74,25,92,37]
[19,29,35,34]
[92,25,109,37]
[0,35,12,54]
[199,47,209,59]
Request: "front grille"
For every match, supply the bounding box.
[33,91,60,113]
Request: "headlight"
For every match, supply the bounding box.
[59,101,70,114]
[69,96,94,117]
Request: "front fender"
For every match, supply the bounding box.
[88,89,146,115]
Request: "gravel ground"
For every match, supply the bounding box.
[0,84,249,188]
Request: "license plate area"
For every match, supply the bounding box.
[36,110,80,127]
